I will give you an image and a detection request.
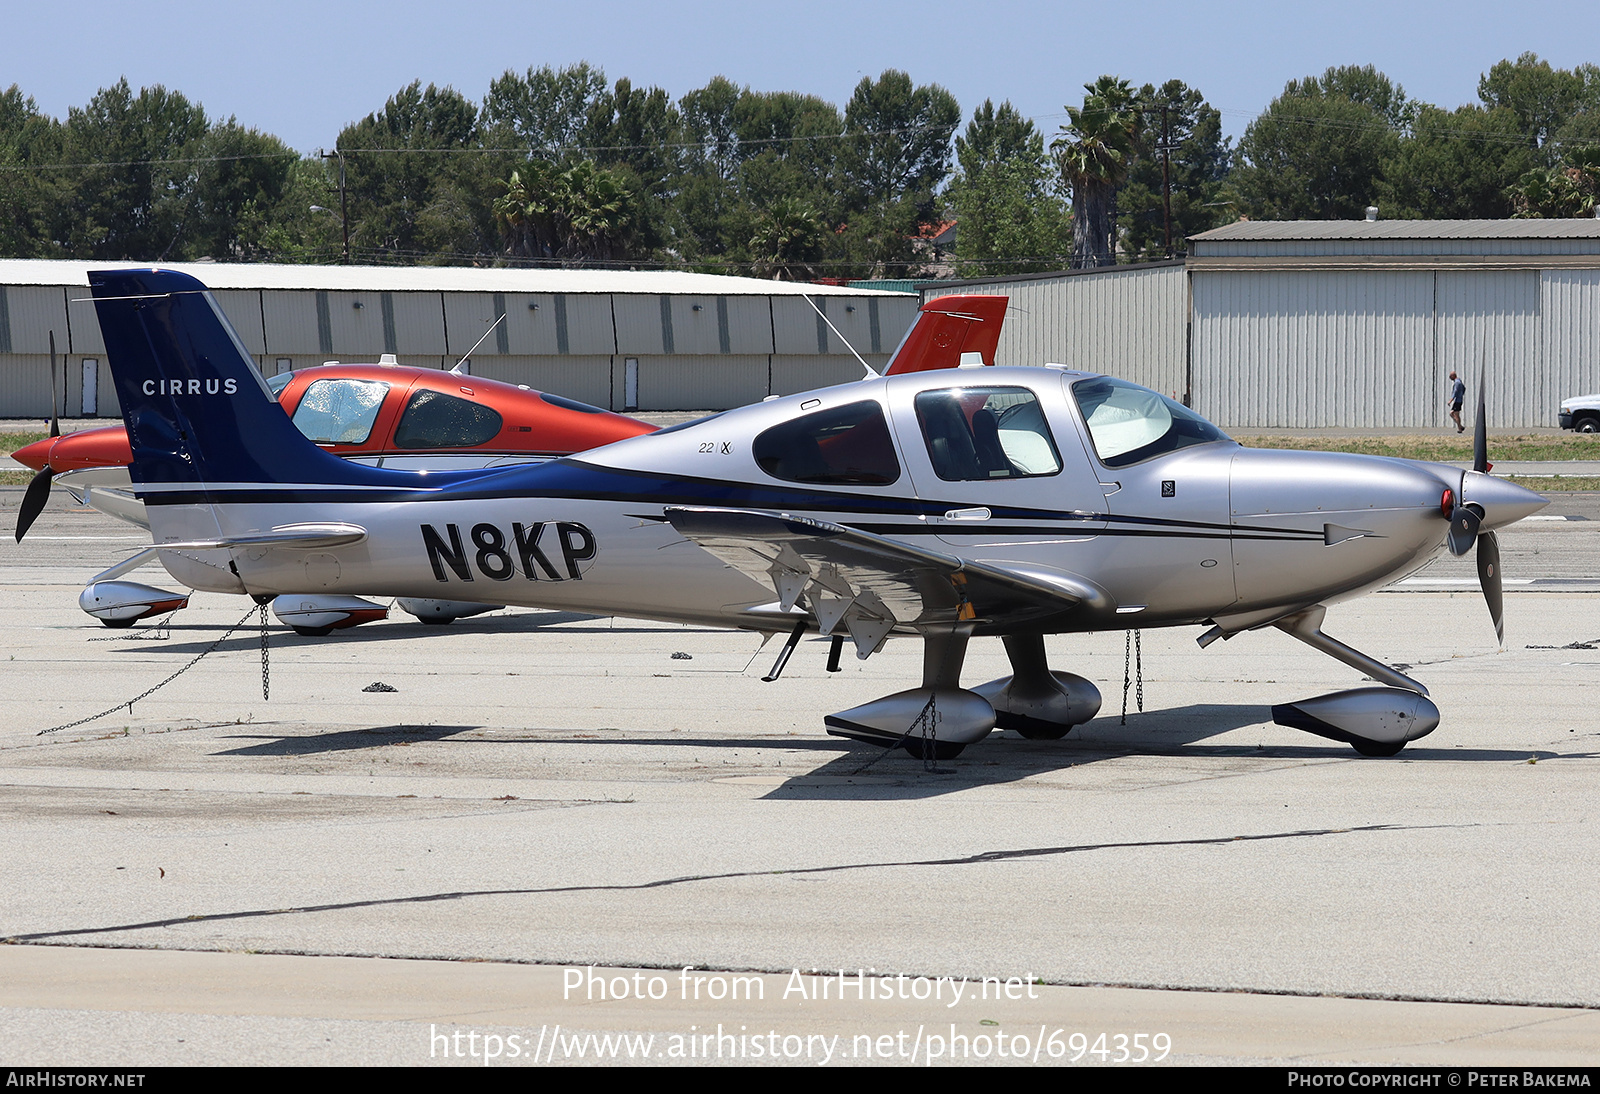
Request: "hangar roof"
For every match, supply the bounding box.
[0,259,899,297]
[1191,219,1600,242]
[1188,219,1600,267]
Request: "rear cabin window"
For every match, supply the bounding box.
[753,401,900,486]
[393,389,504,449]
[291,378,388,445]
[915,386,1062,481]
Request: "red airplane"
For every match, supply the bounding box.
[14,293,1008,631]
[12,293,1005,491]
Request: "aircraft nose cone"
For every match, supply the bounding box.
[1462,470,1548,530]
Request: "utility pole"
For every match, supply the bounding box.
[1160,104,1173,258]
[320,149,350,264]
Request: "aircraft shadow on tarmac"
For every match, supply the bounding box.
[211,724,482,756]
[199,705,1594,792]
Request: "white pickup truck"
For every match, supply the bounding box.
[1559,395,1600,432]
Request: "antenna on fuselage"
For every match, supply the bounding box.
[801,294,877,380]
[450,312,508,375]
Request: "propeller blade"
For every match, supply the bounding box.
[15,466,53,543]
[48,330,60,438]
[1477,529,1503,647]
[1447,505,1481,556]
[1472,370,1487,474]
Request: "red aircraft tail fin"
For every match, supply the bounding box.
[883,295,1009,375]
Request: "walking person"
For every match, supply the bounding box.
[1447,371,1466,433]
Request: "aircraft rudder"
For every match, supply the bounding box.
[89,268,355,486]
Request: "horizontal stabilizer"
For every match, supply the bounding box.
[154,522,368,551]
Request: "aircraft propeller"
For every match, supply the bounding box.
[15,332,61,544]
[1443,371,1504,644]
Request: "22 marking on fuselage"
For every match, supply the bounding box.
[421,521,597,583]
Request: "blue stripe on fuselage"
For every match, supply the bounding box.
[140,457,1323,539]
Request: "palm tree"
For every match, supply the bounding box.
[749,197,826,280]
[558,161,635,261]
[1052,77,1141,268]
[1511,147,1600,218]
[494,160,636,264]
[492,163,561,261]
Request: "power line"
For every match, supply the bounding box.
[0,121,963,174]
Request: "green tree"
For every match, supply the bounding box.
[1378,104,1534,218]
[674,76,749,265]
[1510,147,1600,217]
[1231,65,1404,220]
[835,71,959,277]
[493,159,638,264]
[1119,81,1231,260]
[0,86,62,258]
[232,156,347,264]
[946,99,1069,275]
[576,78,680,258]
[1053,76,1140,267]
[748,196,825,280]
[734,90,843,220]
[53,78,209,260]
[723,89,845,272]
[1478,53,1594,157]
[482,62,608,158]
[337,81,497,263]
[187,120,301,260]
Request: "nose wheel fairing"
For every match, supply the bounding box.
[1273,687,1440,755]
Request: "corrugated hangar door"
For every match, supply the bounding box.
[1192,270,1434,429]
[632,354,770,411]
[1542,270,1600,418]
[1436,271,1540,429]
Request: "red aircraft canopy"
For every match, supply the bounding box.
[13,363,657,473]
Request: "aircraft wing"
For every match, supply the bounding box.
[664,506,1114,649]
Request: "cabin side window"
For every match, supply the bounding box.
[753,401,900,486]
[915,386,1062,481]
[393,389,504,449]
[291,378,388,445]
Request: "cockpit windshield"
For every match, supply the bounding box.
[1070,376,1229,468]
[292,378,389,445]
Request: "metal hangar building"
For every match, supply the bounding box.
[0,261,919,419]
[922,220,1600,431]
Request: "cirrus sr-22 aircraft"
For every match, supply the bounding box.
[82,267,1545,759]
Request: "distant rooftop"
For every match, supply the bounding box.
[1191,219,1600,242]
[0,259,894,297]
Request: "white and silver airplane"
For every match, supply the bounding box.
[85,268,1546,759]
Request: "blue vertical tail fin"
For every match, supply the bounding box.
[89,268,369,487]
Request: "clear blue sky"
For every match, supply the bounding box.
[3,0,1598,153]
